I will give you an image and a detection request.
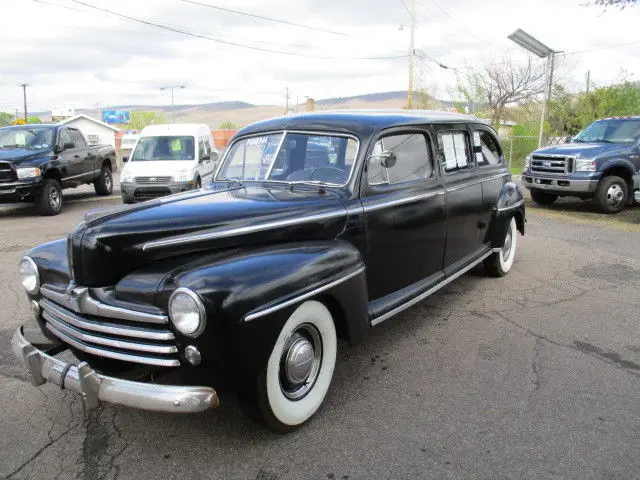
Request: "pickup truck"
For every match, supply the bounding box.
[0,124,116,215]
[522,116,640,213]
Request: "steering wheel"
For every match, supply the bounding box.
[310,167,348,184]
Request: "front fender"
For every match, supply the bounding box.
[487,181,525,248]
[157,240,368,387]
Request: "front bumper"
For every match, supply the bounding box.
[0,179,42,203]
[521,173,599,194]
[120,181,194,202]
[12,327,219,413]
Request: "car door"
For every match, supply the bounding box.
[361,128,446,302]
[56,128,78,183]
[432,124,486,274]
[68,129,95,182]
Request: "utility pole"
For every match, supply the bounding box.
[406,0,416,109]
[19,83,29,122]
[537,52,556,148]
[160,85,186,122]
[585,70,591,94]
[284,87,290,114]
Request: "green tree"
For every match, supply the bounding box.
[219,120,238,130]
[27,116,42,124]
[122,111,167,131]
[0,112,13,126]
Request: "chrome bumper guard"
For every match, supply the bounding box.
[12,327,219,413]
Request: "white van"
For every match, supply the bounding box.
[120,124,219,203]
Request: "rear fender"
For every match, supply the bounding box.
[487,181,525,248]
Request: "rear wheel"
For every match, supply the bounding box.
[595,175,627,214]
[485,217,517,277]
[530,189,557,206]
[94,165,113,196]
[241,300,337,432]
[36,178,63,216]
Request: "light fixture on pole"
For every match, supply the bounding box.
[507,29,556,148]
[160,85,186,122]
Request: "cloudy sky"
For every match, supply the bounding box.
[0,0,639,113]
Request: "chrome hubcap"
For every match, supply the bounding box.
[501,228,513,261]
[49,187,60,209]
[606,184,625,207]
[280,324,322,400]
[105,171,112,189]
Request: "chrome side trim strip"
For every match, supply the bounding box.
[245,266,366,322]
[497,199,525,212]
[45,324,180,367]
[41,285,168,324]
[43,312,177,355]
[143,209,348,251]
[445,172,509,192]
[371,250,492,326]
[40,299,175,341]
[363,190,444,212]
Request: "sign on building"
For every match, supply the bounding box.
[102,110,130,124]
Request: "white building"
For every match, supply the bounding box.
[57,113,120,148]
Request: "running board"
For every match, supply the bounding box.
[370,250,492,327]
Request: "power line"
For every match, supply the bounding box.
[68,0,406,61]
[178,0,347,37]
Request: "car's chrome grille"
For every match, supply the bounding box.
[531,155,572,174]
[135,176,172,185]
[39,286,179,367]
[0,162,16,183]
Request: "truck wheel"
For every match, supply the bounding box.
[94,166,113,196]
[242,300,337,432]
[36,178,63,216]
[485,217,517,277]
[596,175,627,213]
[530,189,557,206]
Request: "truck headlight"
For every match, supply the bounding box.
[574,159,596,172]
[16,167,41,179]
[168,288,206,337]
[173,170,192,182]
[19,257,40,294]
[120,170,134,183]
[525,155,532,169]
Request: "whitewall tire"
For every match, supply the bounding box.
[256,300,337,431]
[485,217,517,277]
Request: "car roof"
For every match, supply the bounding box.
[0,124,58,129]
[140,124,211,137]
[236,109,484,137]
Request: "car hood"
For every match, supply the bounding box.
[69,184,349,286]
[0,148,51,165]
[533,142,632,159]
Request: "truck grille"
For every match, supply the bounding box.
[134,187,172,201]
[0,162,16,183]
[135,176,172,185]
[530,155,572,174]
[39,285,179,367]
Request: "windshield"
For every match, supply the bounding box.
[216,132,358,185]
[131,136,195,161]
[0,127,54,150]
[572,119,640,144]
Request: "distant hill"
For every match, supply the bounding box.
[317,91,408,105]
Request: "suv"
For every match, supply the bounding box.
[12,111,525,431]
[0,125,116,215]
[523,117,640,213]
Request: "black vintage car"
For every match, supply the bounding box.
[12,111,525,431]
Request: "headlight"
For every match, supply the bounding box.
[19,257,40,294]
[120,170,134,183]
[574,159,596,172]
[16,167,41,179]
[525,155,532,169]
[168,288,206,337]
[173,170,192,182]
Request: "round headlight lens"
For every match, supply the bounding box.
[168,288,206,337]
[19,257,40,294]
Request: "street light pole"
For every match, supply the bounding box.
[406,0,416,109]
[537,52,555,148]
[160,85,186,122]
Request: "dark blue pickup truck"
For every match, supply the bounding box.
[0,124,116,215]
[522,117,640,213]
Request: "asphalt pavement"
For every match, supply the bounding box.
[1,187,639,479]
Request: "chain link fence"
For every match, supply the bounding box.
[499,136,567,173]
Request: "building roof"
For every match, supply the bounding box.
[57,113,121,132]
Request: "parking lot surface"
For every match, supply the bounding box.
[1,191,639,480]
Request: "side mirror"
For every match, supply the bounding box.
[377,151,397,169]
[63,141,75,150]
[200,154,210,163]
[122,156,129,163]
[211,151,219,162]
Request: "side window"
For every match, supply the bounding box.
[474,131,502,166]
[367,133,432,186]
[198,137,207,158]
[438,131,471,172]
[69,130,86,148]
[58,129,72,148]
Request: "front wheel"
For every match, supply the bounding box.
[595,175,627,214]
[94,166,113,196]
[530,189,557,206]
[36,178,63,216]
[245,300,337,432]
[485,217,518,277]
